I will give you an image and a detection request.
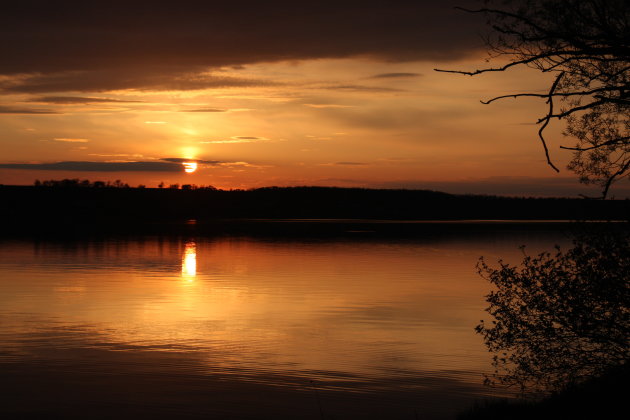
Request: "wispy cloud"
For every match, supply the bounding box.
[218,161,269,169]
[0,106,59,114]
[0,157,222,172]
[303,104,355,109]
[335,161,368,166]
[161,157,221,164]
[368,72,422,79]
[29,96,143,104]
[305,135,334,141]
[318,84,404,93]
[318,161,368,166]
[0,161,183,172]
[201,140,253,144]
[88,153,148,158]
[200,136,268,144]
[179,108,227,113]
[53,138,89,143]
[1,70,275,94]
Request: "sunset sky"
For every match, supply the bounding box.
[1,1,625,197]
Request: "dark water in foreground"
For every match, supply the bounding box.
[0,225,573,419]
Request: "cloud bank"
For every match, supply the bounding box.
[0,105,59,114]
[0,1,484,92]
[29,96,144,104]
[0,158,220,172]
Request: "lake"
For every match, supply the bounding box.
[0,223,574,419]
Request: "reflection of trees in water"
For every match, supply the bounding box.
[476,229,629,393]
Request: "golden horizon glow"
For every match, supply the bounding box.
[0,57,608,197]
[182,162,198,173]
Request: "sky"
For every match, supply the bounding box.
[1,0,626,197]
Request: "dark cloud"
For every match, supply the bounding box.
[180,108,227,113]
[0,105,59,114]
[0,161,185,172]
[29,96,143,104]
[0,1,484,91]
[0,158,224,172]
[368,72,422,79]
[233,136,260,140]
[1,70,270,93]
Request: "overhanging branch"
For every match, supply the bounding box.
[537,72,564,172]
[560,136,630,151]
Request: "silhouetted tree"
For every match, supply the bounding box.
[35,179,134,188]
[476,231,630,393]
[39,178,85,187]
[437,0,629,198]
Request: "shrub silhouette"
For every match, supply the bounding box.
[476,230,629,393]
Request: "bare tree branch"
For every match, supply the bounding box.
[538,72,564,172]
[560,136,630,151]
[435,0,629,198]
[480,86,621,105]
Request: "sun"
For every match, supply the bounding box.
[182,161,198,173]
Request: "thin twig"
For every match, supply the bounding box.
[560,136,630,151]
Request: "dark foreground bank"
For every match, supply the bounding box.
[458,365,629,420]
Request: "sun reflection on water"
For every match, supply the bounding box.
[181,241,197,281]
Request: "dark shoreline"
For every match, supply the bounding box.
[0,216,616,240]
[1,185,628,237]
[458,365,629,420]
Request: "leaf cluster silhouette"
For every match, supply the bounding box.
[477,230,630,392]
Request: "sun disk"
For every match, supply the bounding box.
[183,162,198,173]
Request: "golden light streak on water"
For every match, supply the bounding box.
[181,241,197,280]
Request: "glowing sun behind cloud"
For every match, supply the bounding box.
[182,162,198,173]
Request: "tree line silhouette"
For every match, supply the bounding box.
[33,178,218,190]
[0,182,628,232]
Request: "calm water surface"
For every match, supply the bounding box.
[0,227,572,419]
